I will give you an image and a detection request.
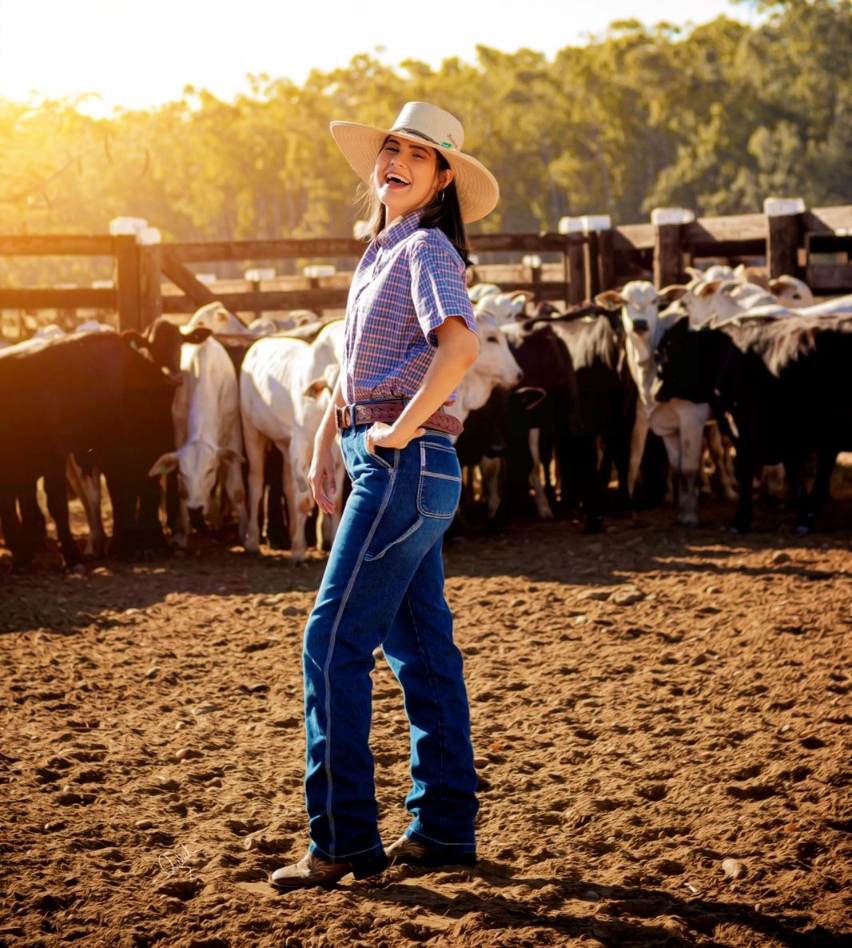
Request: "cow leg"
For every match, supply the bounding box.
[43,465,82,570]
[731,446,759,534]
[164,470,182,539]
[570,434,605,535]
[657,430,689,525]
[806,448,839,529]
[242,423,268,553]
[171,493,191,550]
[528,428,555,521]
[628,406,649,499]
[609,423,635,517]
[221,455,248,544]
[479,455,504,521]
[674,418,705,528]
[66,454,106,558]
[0,488,32,571]
[703,421,738,500]
[128,477,170,560]
[263,445,289,549]
[105,458,154,561]
[758,463,786,509]
[284,436,310,565]
[18,482,48,553]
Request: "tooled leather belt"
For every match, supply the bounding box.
[334,399,463,436]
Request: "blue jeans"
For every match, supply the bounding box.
[302,426,478,866]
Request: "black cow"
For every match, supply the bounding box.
[655,315,852,533]
[0,332,179,570]
[123,319,212,379]
[498,319,583,525]
[529,307,638,530]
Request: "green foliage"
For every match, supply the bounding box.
[0,0,848,279]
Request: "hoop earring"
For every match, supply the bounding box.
[437,189,445,204]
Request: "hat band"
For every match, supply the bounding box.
[392,125,456,151]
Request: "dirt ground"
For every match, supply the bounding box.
[1,471,851,948]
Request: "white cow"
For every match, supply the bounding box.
[185,301,251,334]
[468,282,501,303]
[443,311,524,522]
[248,310,321,336]
[149,334,247,548]
[684,264,816,309]
[732,266,815,308]
[665,273,852,329]
[446,310,524,427]
[474,290,533,326]
[240,324,343,564]
[597,280,736,526]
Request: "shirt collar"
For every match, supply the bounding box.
[376,210,423,249]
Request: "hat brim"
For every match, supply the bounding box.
[330,121,499,224]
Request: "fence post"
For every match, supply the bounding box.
[245,267,276,321]
[597,228,616,292]
[138,228,163,328]
[567,236,585,304]
[559,217,587,305]
[582,216,612,301]
[652,208,695,288]
[113,234,141,332]
[764,197,805,278]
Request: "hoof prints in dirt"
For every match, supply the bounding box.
[2,506,851,947]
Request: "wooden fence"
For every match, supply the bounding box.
[1,202,850,335]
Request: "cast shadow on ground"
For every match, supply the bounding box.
[359,860,848,948]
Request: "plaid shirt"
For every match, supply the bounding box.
[342,212,477,404]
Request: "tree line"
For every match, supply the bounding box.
[0,0,849,286]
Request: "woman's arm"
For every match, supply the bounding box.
[367,315,478,451]
[308,375,345,514]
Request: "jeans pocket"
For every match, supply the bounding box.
[365,432,396,471]
[417,439,462,520]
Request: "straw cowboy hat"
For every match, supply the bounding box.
[330,101,499,224]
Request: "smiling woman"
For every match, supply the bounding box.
[0,0,763,114]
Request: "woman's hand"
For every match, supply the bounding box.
[366,421,425,453]
[308,441,338,515]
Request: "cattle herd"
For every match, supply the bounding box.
[1,266,851,574]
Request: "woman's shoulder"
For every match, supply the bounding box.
[406,227,464,269]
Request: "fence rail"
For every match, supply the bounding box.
[1,203,850,335]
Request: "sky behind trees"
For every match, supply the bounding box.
[0,0,767,114]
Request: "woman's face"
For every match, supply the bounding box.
[374,136,453,224]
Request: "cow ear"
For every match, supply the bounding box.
[181,326,214,345]
[148,453,179,477]
[121,329,146,351]
[303,379,327,399]
[659,284,688,303]
[696,279,724,298]
[594,290,623,309]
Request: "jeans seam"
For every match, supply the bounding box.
[321,451,398,861]
[404,593,447,834]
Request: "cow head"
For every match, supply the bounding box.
[451,312,523,423]
[596,281,685,406]
[123,319,212,379]
[149,440,244,519]
[186,301,250,334]
[474,290,534,326]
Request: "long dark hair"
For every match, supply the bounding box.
[360,146,472,266]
